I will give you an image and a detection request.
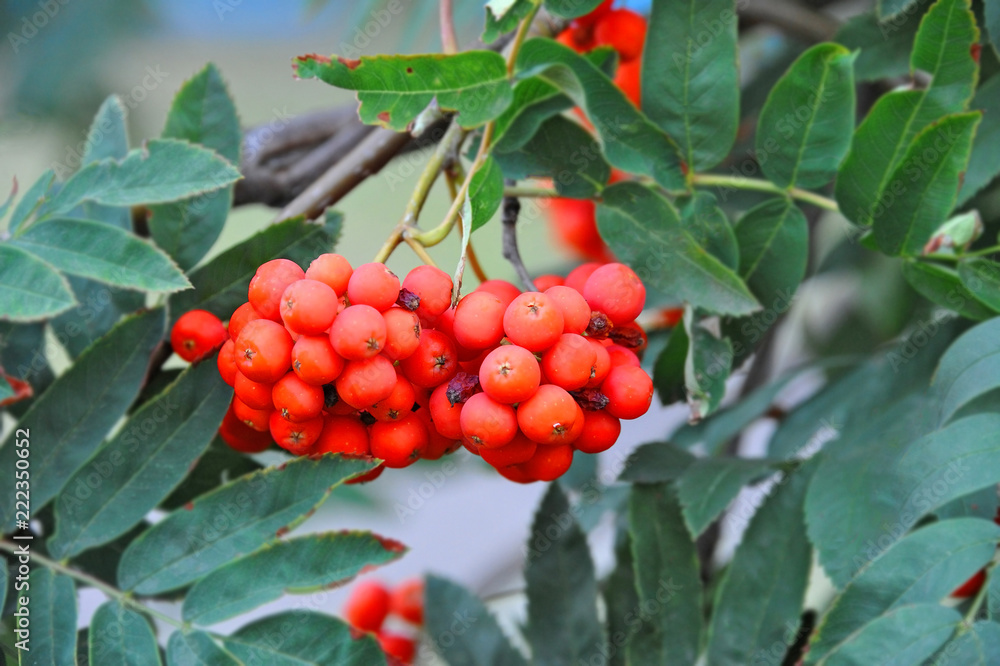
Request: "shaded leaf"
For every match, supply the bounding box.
[50,276,144,359]
[467,155,504,233]
[293,51,511,130]
[652,324,688,406]
[879,0,922,18]
[8,170,56,234]
[734,198,809,309]
[483,0,536,44]
[988,0,1000,58]
[959,259,1000,313]
[88,600,161,666]
[167,631,240,666]
[117,454,375,594]
[22,569,76,665]
[835,3,929,82]
[902,260,993,320]
[160,436,263,511]
[603,529,639,666]
[619,442,697,483]
[679,192,738,270]
[424,575,528,666]
[677,457,777,537]
[683,313,733,420]
[643,0,739,170]
[223,611,385,665]
[930,317,1000,424]
[0,244,76,322]
[812,604,959,665]
[958,74,1000,205]
[0,309,165,530]
[933,621,1000,665]
[544,0,605,19]
[596,182,759,316]
[48,361,232,559]
[183,531,406,625]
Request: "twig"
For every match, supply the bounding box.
[501,188,536,291]
[691,174,839,212]
[440,0,459,54]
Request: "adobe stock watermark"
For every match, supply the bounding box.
[580,578,684,666]
[7,0,70,55]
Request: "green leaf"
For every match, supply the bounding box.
[483,0,536,43]
[835,0,980,226]
[544,0,605,19]
[0,179,15,223]
[150,63,241,271]
[706,465,814,666]
[958,75,1000,205]
[734,198,809,309]
[931,318,1000,423]
[169,211,342,324]
[808,517,1000,662]
[50,277,144,359]
[515,39,686,189]
[934,622,1000,665]
[22,570,76,665]
[679,192,738,270]
[835,3,929,82]
[293,51,511,130]
[959,259,1000,313]
[183,531,406,625]
[117,454,375,594]
[879,0,922,18]
[988,0,1000,58]
[0,556,6,612]
[77,95,132,231]
[643,0,739,170]
[902,260,993,320]
[872,113,981,256]
[223,611,385,665]
[161,436,263,510]
[525,483,604,666]
[467,155,504,233]
[627,484,702,665]
[7,170,56,234]
[619,442,697,483]
[677,458,776,537]
[603,530,639,666]
[0,309,165,530]
[596,182,760,316]
[42,139,241,217]
[813,604,959,665]
[807,410,1000,588]
[12,218,190,292]
[425,575,528,666]
[683,313,733,420]
[756,43,857,189]
[88,600,161,666]
[652,325,688,406]
[492,115,610,199]
[167,631,241,666]
[0,244,76,322]
[48,361,232,559]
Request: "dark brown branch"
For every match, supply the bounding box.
[501,187,536,292]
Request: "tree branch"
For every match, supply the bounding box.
[501,188,536,292]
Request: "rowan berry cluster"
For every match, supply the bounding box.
[343,578,422,664]
[172,252,655,484]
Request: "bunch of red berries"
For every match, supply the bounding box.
[343,579,422,664]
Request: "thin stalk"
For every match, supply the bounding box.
[691,173,839,212]
[439,0,459,54]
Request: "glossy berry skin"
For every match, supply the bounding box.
[291,335,345,385]
[541,334,597,391]
[453,291,506,350]
[272,372,325,422]
[390,579,424,625]
[313,415,370,457]
[594,9,647,63]
[268,411,324,455]
[233,372,274,410]
[370,415,428,468]
[402,265,453,319]
[460,393,518,449]
[347,262,400,311]
[336,355,397,409]
[480,432,538,467]
[219,402,273,453]
[517,384,585,446]
[249,259,305,321]
[602,365,654,419]
[344,580,391,632]
[217,339,238,386]
[305,253,353,295]
[606,344,641,368]
[479,345,541,405]
[519,444,574,481]
[171,310,228,362]
[564,262,603,294]
[234,319,294,384]
[228,302,263,341]
[329,304,387,361]
[585,340,612,388]
[573,410,621,454]
[382,307,422,361]
[503,292,565,352]
[368,373,417,422]
[476,280,521,308]
[583,263,646,324]
[398,329,458,388]
[545,286,592,334]
[232,397,271,432]
[533,274,565,292]
[279,279,339,335]
[428,383,465,440]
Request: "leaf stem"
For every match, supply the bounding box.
[0,540,187,631]
[503,184,560,198]
[506,1,542,76]
[404,236,440,268]
[439,0,459,55]
[691,173,840,212]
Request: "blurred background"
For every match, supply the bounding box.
[3,0,993,649]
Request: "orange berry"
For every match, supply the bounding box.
[231,397,272,432]
[459,393,518,449]
[517,384,585,446]
[533,274,565,291]
[268,410,324,455]
[344,580,391,632]
[480,431,538,467]
[272,371,325,422]
[313,414,370,457]
[479,345,541,404]
[228,302,263,341]
[219,402,273,453]
[519,444,574,481]
[582,263,646,325]
[476,280,521,308]
[382,307,422,361]
[601,365,654,419]
[370,415,428,468]
[233,371,274,410]
[428,383,465,440]
[503,292,565,352]
[279,279,339,335]
[564,262,603,293]
[585,339,612,388]
[453,291,506,350]
[606,344,640,368]
[545,285,592,334]
[171,310,228,362]
[368,373,417,422]
[217,339,238,385]
[377,632,415,663]
[336,355,397,409]
[234,319,294,384]
[329,304,387,361]
[390,579,424,625]
[593,9,647,63]
[291,335,345,385]
[348,262,400,311]
[305,253,353,294]
[249,259,305,321]
[398,329,458,388]
[402,265,453,319]
[541,334,597,391]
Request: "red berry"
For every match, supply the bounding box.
[348,263,400,311]
[232,397,272,432]
[402,265,453,318]
[329,305,387,361]
[476,280,521,308]
[414,404,461,460]
[495,462,536,484]
[305,253,353,295]
[428,383,465,440]
[583,263,646,324]
[219,402,273,453]
[614,58,641,107]
[564,262,602,293]
[601,365,654,419]
[533,274,565,291]
[279,279,339,335]
[390,579,424,625]
[545,285,592,334]
[519,444,575,481]
[952,569,986,598]
[585,339,612,388]
[547,199,612,263]
[398,329,458,388]
[234,319,294,384]
[313,414,370,457]
[460,393,518,449]
[593,9,647,63]
[268,410,324,455]
[657,307,684,328]
[370,415,428,468]
[556,25,594,52]
[346,463,385,485]
[607,344,641,368]
[291,335,345,385]
[503,292,565,352]
[234,371,274,410]
[382,307,422,361]
[272,372,325,422]
[336,356,397,409]
[517,384,585,446]
[228,302,263,341]
[249,259,305,321]
[344,580,391,632]
[217,339,238,386]
[377,631,416,663]
[479,345,541,404]
[368,372,417,422]
[171,310,228,362]
[573,410,621,454]
[480,431,538,467]
[541,334,597,391]
[453,291,506,350]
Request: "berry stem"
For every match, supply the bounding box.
[404,235,440,268]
